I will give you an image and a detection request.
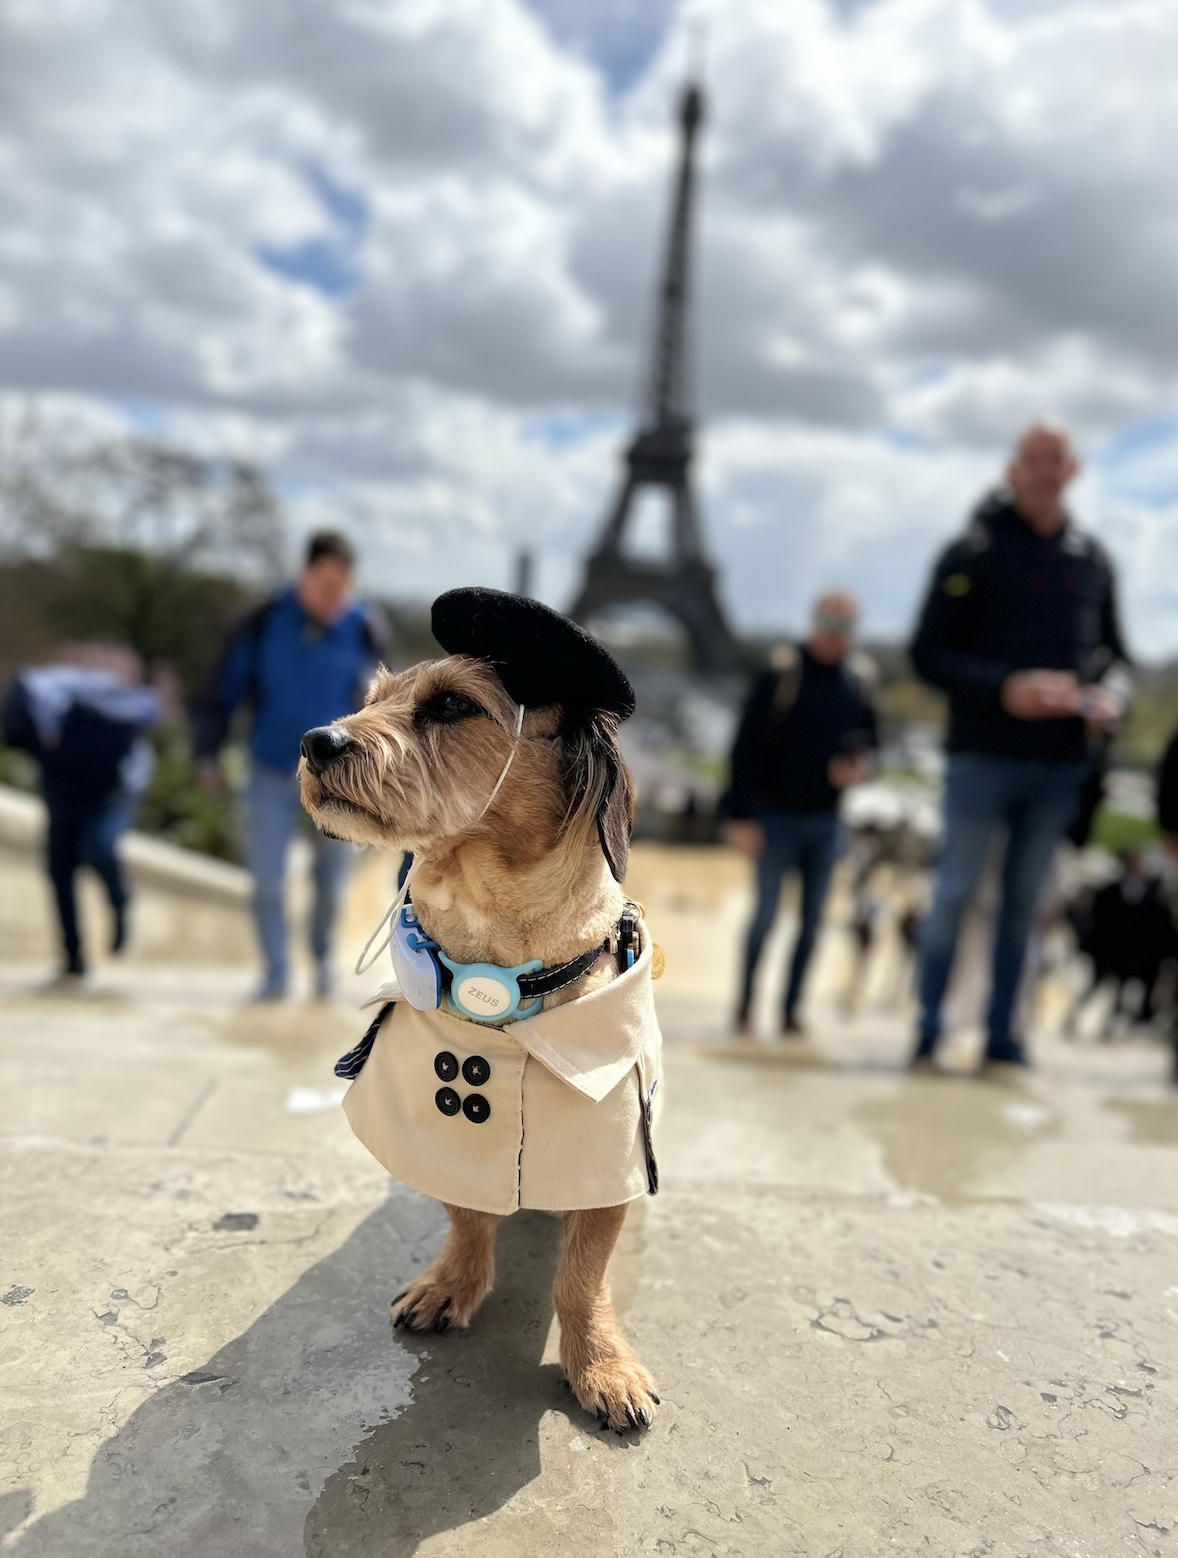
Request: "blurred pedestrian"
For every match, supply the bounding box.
[722,592,878,1040]
[2,645,163,987]
[910,421,1129,1074]
[1065,851,1177,1037]
[191,531,386,1001]
[1155,737,1178,1080]
[1158,727,1178,861]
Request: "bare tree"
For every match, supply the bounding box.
[0,405,286,583]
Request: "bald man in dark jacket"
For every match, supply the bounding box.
[910,423,1129,1073]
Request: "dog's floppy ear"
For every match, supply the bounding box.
[563,712,634,883]
[595,727,634,884]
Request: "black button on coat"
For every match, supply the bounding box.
[462,1055,491,1086]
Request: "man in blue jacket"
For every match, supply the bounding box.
[910,422,1129,1073]
[192,531,386,1000]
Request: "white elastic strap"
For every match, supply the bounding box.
[353,701,524,978]
[354,854,423,975]
[472,701,524,825]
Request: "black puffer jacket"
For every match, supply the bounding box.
[723,647,878,818]
[1158,729,1178,837]
[910,491,1129,762]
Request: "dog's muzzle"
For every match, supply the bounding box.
[301,725,359,776]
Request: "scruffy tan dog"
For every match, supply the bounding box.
[299,589,661,1433]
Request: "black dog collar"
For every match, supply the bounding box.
[452,899,643,1002]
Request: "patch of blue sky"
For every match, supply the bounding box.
[257,237,358,297]
[525,0,677,94]
[877,426,937,453]
[903,360,952,389]
[306,165,366,235]
[1091,415,1178,507]
[114,400,168,434]
[1097,414,1178,465]
[257,161,368,298]
[522,409,626,448]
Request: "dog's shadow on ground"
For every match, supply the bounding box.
[306,1206,639,1555]
[9,1202,634,1558]
[304,1209,595,1556]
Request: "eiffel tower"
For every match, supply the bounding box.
[570,81,738,672]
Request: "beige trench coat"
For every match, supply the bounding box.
[343,932,663,1216]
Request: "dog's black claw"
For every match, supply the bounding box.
[648,1391,661,1405]
[434,1316,451,1333]
[624,1407,638,1430]
[636,1408,650,1428]
[396,1309,418,1332]
[391,1289,408,1307]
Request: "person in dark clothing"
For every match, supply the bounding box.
[191,531,386,1000]
[722,592,878,1039]
[1155,744,1178,1080]
[910,421,1130,1073]
[3,648,161,985]
[1065,854,1178,1035]
[1158,730,1178,855]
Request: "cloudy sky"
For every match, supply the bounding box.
[3,0,1178,652]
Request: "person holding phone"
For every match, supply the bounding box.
[722,593,878,1040]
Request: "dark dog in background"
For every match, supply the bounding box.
[1063,854,1178,1036]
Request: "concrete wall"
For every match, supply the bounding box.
[0,784,255,963]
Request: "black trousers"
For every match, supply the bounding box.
[45,796,129,971]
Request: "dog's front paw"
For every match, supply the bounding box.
[565,1345,660,1433]
[390,1266,491,1336]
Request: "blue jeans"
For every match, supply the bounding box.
[46,795,129,972]
[245,761,353,995]
[917,753,1087,1061]
[741,808,842,1020]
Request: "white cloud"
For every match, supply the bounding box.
[3,0,1178,651]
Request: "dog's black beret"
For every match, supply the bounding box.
[431,588,635,720]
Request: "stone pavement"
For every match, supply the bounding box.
[3,849,1178,1556]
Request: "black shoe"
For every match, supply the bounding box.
[978,1048,1030,1080]
[982,1041,1028,1066]
[43,966,89,994]
[111,904,128,955]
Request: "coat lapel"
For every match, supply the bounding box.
[506,935,658,1102]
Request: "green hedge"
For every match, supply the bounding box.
[1087,804,1159,856]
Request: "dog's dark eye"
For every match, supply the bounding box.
[417,690,485,725]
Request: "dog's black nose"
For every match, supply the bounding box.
[301,725,357,776]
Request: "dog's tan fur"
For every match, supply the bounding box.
[300,655,659,1431]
